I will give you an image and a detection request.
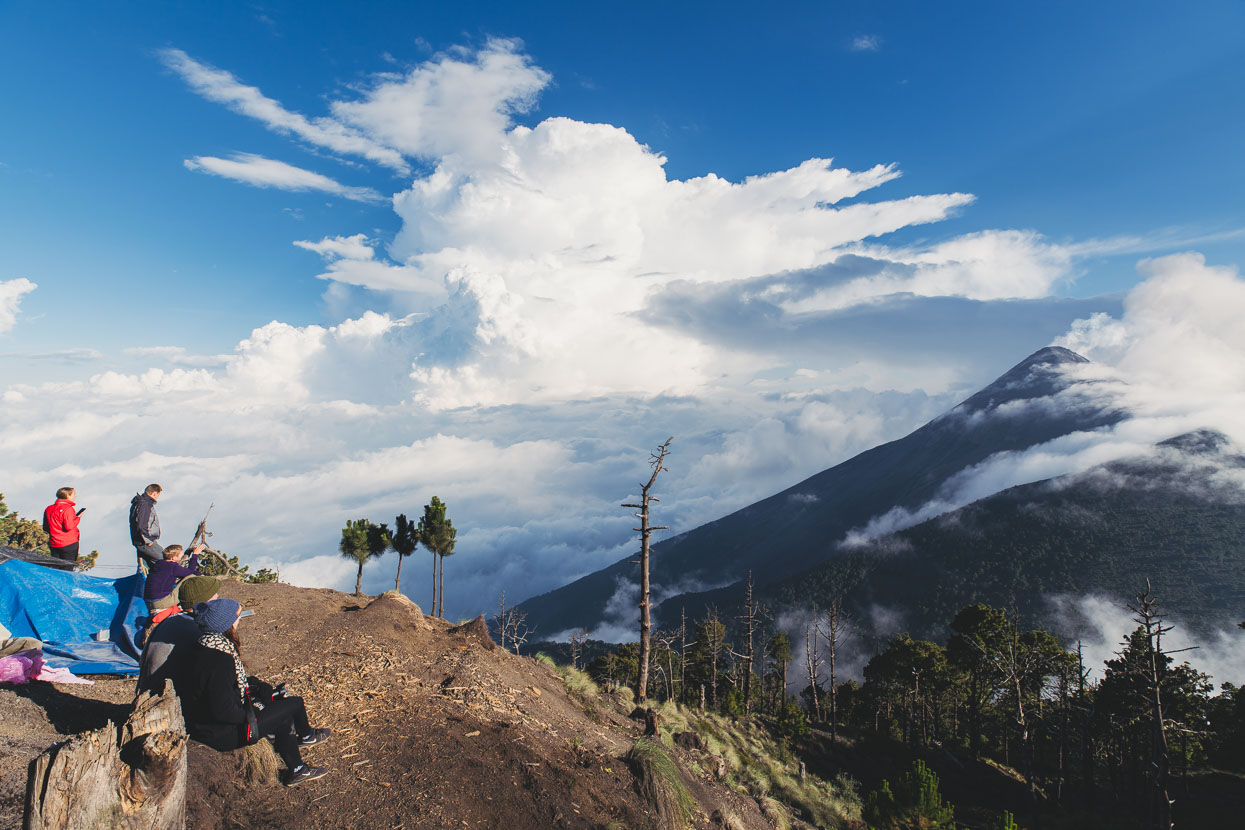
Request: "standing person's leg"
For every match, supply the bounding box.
[49,542,79,563]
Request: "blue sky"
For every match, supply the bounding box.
[3,2,1245,623]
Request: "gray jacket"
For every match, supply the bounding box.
[129,493,163,563]
[137,613,199,696]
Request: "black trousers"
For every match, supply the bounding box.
[49,542,79,563]
[253,695,312,770]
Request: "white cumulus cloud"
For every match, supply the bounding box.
[159,48,409,173]
[184,153,385,202]
[0,278,36,334]
[331,37,550,166]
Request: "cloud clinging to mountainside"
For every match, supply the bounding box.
[839,254,1245,549]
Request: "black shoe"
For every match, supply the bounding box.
[299,727,331,747]
[284,764,329,786]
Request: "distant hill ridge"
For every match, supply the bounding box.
[517,346,1129,637]
[755,425,1245,642]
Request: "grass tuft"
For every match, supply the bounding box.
[659,703,862,827]
[627,737,697,826]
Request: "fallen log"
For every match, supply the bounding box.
[24,687,188,830]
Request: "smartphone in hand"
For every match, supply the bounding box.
[76,507,86,515]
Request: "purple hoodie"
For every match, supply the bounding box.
[143,554,201,602]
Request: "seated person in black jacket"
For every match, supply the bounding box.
[180,598,332,786]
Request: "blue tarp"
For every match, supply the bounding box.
[0,558,144,674]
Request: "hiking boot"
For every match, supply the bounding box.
[299,727,331,747]
[284,764,329,786]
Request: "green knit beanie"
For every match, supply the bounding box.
[178,575,222,609]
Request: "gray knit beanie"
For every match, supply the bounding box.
[194,598,241,634]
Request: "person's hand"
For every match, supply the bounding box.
[190,544,206,555]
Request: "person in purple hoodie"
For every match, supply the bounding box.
[143,543,205,613]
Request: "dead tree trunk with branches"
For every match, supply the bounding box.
[823,597,853,742]
[569,628,589,670]
[493,590,533,655]
[623,436,672,706]
[186,503,247,578]
[1129,581,1194,830]
[737,572,760,715]
[804,607,822,723]
[496,590,509,651]
[680,607,690,705]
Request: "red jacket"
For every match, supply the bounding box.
[42,499,80,548]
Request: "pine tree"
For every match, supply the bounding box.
[0,493,50,552]
[339,519,373,596]
[767,631,792,709]
[417,497,456,618]
[863,759,956,829]
[391,514,418,593]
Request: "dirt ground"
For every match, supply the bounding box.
[0,673,134,825]
[1,581,768,830]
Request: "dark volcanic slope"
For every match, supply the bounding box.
[759,428,1245,644]
[519,347,1126,636]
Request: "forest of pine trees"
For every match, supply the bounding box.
[581,583,1245,829]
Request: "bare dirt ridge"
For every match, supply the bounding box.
[1,581,775,829]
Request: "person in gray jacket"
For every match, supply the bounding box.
[129,483,164,572]
[136,575,221,696]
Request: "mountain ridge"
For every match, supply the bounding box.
[753,425,1245,642]
[518,346,1127,637]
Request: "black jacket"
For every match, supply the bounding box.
[179,643,257,751]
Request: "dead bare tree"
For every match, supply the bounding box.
[186,503,247,578]
[733,572,764,715]
[622,436,672,706]
[504,611,532,655]
[822,596,854,742]
[732,577,761,716]
[804,606,823,722]
[495,590,509,651]
[493,590,533,655]
[568,628,590,670]
[1128,581,1195,830]
[700,607,727,709]
[680,607,691,704]
[656,629,680,700]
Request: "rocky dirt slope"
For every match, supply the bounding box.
[1,581,778,829]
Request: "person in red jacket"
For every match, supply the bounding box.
[42,487,84,563]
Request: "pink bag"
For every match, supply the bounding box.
[0,649,44,685]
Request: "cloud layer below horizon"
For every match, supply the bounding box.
[3,41,1242,629]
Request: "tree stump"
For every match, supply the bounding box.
[24,688,187,830]
[674,731,703,751]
